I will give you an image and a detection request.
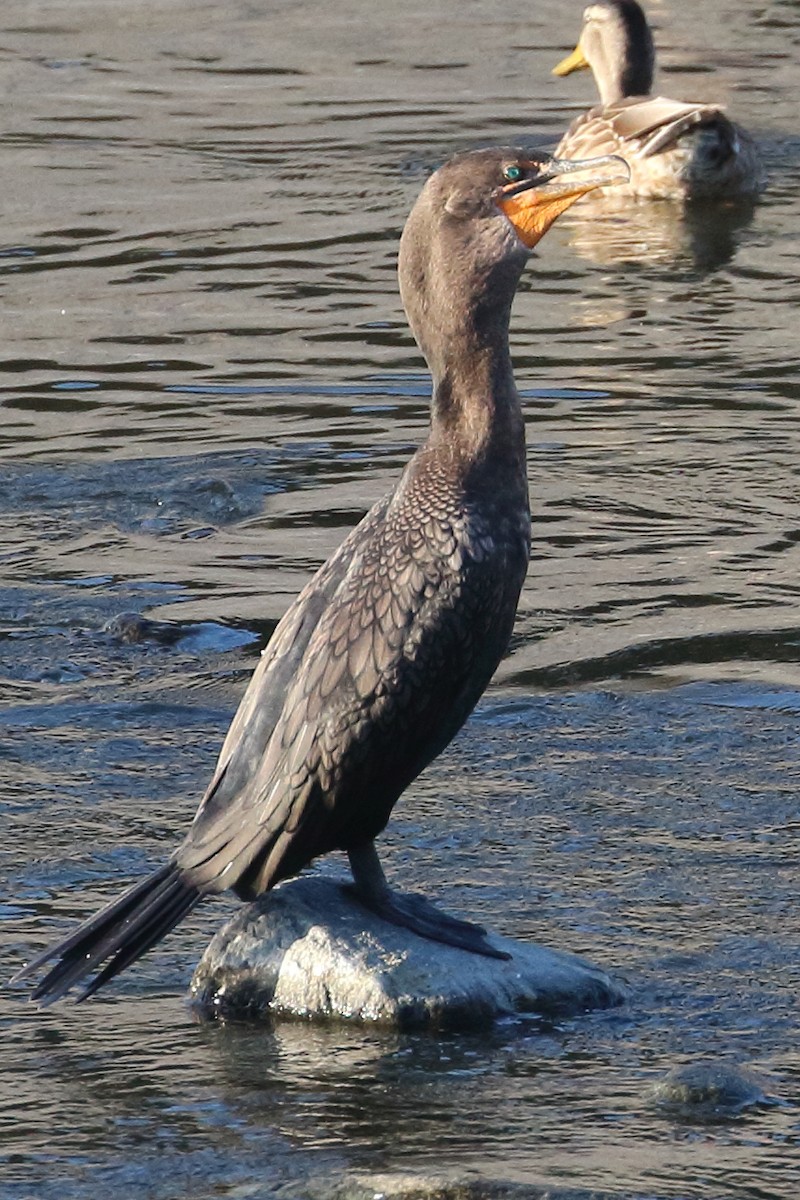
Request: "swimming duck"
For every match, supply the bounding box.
[552,0,764,199]
[14,146,626,1004]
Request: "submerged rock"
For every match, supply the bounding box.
[103,611,185,646]
[190,876,625,1029]
[651,1061,769,1117]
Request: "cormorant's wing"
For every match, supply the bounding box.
[171,483,523,899]
[184,492,393,840]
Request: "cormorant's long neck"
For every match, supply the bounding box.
[398,223,527,468]
[426,313,523,463]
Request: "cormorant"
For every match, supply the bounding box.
[15,146,626,1004]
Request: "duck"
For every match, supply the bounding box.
[552,0,764,199]
[14,145,626,1004]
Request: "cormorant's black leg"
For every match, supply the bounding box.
[346,842,511,960]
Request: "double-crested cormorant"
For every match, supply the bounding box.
[552,0,764,199]
[15,146,626,1004]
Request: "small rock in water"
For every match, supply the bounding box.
[190,876,625,1029]
[103,611,185,646]
[651,1061,769,1117]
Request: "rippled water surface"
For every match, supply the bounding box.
[3,0,800,1197]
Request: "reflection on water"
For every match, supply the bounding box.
[2,0,800,1196]
[561,191,759,270]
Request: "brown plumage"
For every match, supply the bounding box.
[14,146,626,1003]
[553,0,765,199]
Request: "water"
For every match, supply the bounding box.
[2,0,800,1196]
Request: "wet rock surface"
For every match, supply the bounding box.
[280,1171,638,1200]
[103,611,188,646]
[651,1061,771,1118]
[190,876,625,1028]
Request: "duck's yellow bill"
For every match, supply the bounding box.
[552,43,589,76]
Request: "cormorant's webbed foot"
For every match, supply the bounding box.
[346,843,511,961]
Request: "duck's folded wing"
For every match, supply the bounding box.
[605,96,728,156]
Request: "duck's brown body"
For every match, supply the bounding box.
[557,97,763,200]
[553,0,764,199]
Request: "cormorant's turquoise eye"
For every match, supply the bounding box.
[503,165,522,183]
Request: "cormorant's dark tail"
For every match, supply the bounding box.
[12,862,202,1005]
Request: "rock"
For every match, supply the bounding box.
[103,611,185,646]
[650,1061,769,1117]
[190,876,625,1028]
[277,1170,633,1200]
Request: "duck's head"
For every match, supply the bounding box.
[553,0,655,106]
[398,147,628,375]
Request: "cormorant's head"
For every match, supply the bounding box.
[397,147,628,377]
